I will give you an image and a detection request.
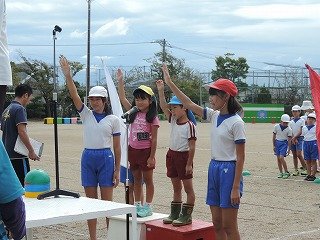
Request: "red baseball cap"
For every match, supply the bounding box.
[205,78,238,97]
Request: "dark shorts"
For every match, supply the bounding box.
[291,137,303,151]
[128,146,155,171]
[303,140,319,160]
[10,158,30,187]
[0,197,26,240]
[166,149,192,179]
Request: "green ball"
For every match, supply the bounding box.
[25,169,50,185]
[242,170,251,176]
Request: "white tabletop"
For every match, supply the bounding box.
[24,196,137,240]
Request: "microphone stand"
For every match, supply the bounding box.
[38,26,80,200]
[124,116,130,240]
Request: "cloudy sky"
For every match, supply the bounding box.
[6,0,320,81]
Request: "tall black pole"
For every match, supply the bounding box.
[53,30,60,190]
[86,0,91,105]
[37,26,80,200]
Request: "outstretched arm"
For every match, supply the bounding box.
[162,64,204,117]
[156,80,170,120]
[116,69,132,111]
[59,56,83,110]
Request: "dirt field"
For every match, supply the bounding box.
[25,121,320,240]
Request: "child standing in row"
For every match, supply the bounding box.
[60,56,121,240]
[162,64,245,239]
[302,113,318,181]
[289,105,307,176]
[117,69,159,217]
[273,114,292,179]
[156,80,197,226]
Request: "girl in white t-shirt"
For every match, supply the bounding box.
[157,80,197,226]
[60,56,121,240]
[117,69,160,218]
[162,64,245,240]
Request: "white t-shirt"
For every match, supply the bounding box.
[273,124,292,141]
[301,125,317,141]
[169,116,197,152]
[79,104,121,149]
[0,0,12,86]
[204,108,246,161]
[289,118,305,137]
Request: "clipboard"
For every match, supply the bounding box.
[14,136,44,157]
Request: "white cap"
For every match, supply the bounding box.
[301,100,314,110]
[291,105,301,111]
[307,112,316,119]
[281,114,290,123]
[88,86,108,98]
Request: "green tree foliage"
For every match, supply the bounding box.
[18,55,84,117]
[211,53,249,92]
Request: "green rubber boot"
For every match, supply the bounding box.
[172,203,193,226]
[163,202,182,224]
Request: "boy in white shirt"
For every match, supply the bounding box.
[273,114,292,179]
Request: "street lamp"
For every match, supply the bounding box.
[37,25,80,199]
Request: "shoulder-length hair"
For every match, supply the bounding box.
[209,88,242,115]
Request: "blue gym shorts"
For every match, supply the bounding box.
[303,140,319,160]
[81,148,115,187]
[120,166,134,184]
[291,137,303,151]
[206,160,243,209]
[275,140,288,157]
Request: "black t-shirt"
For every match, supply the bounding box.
[1,101,28,158]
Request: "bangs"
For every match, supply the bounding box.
[209,88,224,96]
[133,89,150,99]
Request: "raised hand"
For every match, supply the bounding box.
[162,64,172,84]
[117,69,124,84]
[59,55,71,78]
[155,79,164,91]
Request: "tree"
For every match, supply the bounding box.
[211,53,249,91]
[18,55,84,117]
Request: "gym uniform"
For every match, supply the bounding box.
[1,101,30,186]
[289,118,305,151]
[79,104,121,187]
[166,115,197,179]
[273,124,292,157]
[203,108,246,209]
[302,125,318,160]
[128,111,160,171]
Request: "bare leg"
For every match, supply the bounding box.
[100,186,113,228]
[142,169,154,203]
[182,178,195,205]
[171,178,182,202]
[85,187,98,240]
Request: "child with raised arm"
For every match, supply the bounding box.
[60,56,121,240]
[156,79,197,226]
[117,69,159,217]
[162,64,245,240]
[273,114,292,179]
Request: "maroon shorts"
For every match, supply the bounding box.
[166,149,193,179]
[128,146,155,171]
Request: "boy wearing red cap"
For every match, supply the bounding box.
[162,64,245,240]
[156,80,197,226]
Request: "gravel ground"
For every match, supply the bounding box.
[25,121,320,240]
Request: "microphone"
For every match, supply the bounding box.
[121,106,140,119]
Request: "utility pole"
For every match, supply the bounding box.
[86,0,93,105]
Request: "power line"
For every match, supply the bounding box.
[8,41,156,47]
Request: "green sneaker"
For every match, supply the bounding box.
[292,169,299,176]
[300,170,308,176]
[136,204,143,218]
[277,173,283,178]
[282,172,290,179]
